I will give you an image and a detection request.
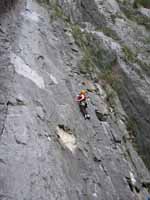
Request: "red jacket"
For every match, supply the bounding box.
[76,94,86,102]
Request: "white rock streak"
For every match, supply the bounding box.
[11,53,45,89]
[21,10,39,22]
[56,126,77,153]
[129,171,136,186]
[50,74,58,84]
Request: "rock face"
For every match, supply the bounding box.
[60,0,150,168]
[0,0,18,14]
[0,0,150,200]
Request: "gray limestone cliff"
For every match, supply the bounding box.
[0,0,150,200]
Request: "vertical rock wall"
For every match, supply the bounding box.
[0,0,149,200]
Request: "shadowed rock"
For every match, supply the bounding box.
[0,0,18,14]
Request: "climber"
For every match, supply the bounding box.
[76,90,90,120]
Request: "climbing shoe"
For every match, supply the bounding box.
[84,114,90,120]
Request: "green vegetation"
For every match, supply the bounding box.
[37,0,70,22]
[37,0,150,172]
[79,49,96,74]
[126,116,150,171]
[50,1,70,23]
[105,87,117,108]
[134,0,150,8]
[50,1,70,22]
[38,0,122,105]
[71,25,89,49]
[51,2,64,19]
[122,45,137,63]
[102,27,119,40]
[71,24,123,105]
[100,70,122,92]
[36,2,118,81]
[72,25,123,110]
[132,14,150,30]
[126,117,143,156]
[122,45,150,76]
[37,0,120,89]
[126,117,137,138]
[72,25,118,78]
[71,25,96,74]
[118,1,150,29]
[36,0,49,5]
[72,25,95,74]
[137,59,150,75]
[96,27,120,41]
[144,36,150,44]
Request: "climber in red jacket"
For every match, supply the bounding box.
[76,90,90,119]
